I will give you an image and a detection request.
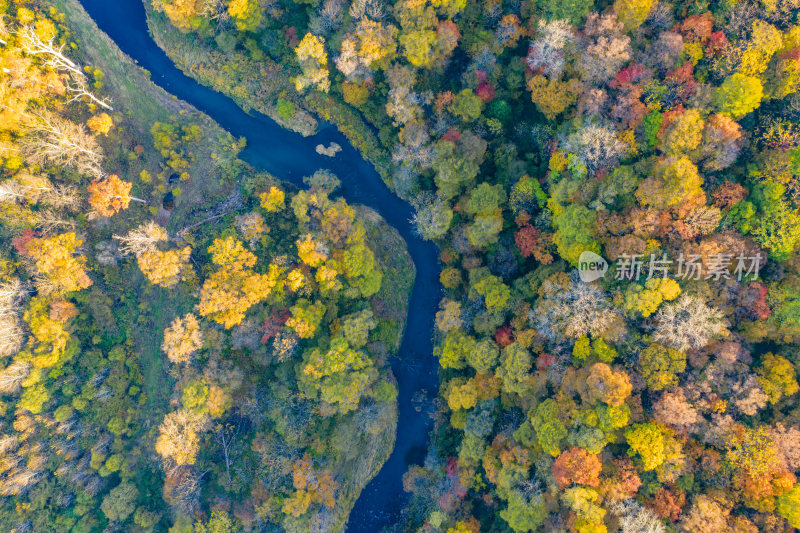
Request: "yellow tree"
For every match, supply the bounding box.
[26,232,92,294]
[636,156,704,210]
[137,246,194,288]
[152,0,206,32]
[227,0,262,32]
[259,186,285,212]
[297,234,329,267]
[400,29,438,68]
[301,336,376,413]
[162,313,203,364]
[739,20,783,77]
[527,76,581,119]
[355,19,398,68]
[613,0,655,32]
[196,236,285,328]
[155,409,209,465]
[294,34,330,93]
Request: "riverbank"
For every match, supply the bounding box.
[143,3,395,184]
[55,1,420,530]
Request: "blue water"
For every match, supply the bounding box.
[77,1,441,530]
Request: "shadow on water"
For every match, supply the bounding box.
[77,0,441,530]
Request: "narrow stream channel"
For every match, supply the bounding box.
[77,1,441,530]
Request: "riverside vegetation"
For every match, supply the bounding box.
[146,0,800,532]
[0,1,414,531]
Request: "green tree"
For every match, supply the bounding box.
[437,329,477,369]
[638,343,687,391]
[625,423,667,471]
[777,483,800,528]
[539,0,594,24]
[500,491,547,532]
[751,201,800,261]
[713,73,764,119]
[473,274,511,314]
[466,215,504,248]
[552,204,600,266]
[497,343,532,395]
[342,310,377,348]
[466,338,500,374]
[530,399,567,456]
[301,336,376,413]
[467,182,506,216]
[433,140,481,199]
[449,89,483,122]
[344,243,383,297]
[756,353,799,404]
[101,482,138,522]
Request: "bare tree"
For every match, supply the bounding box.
[311,0,344,34]
[113,221,168,257]
[213,421,243,487]
[527,20,575,78]
[0,434,19,455]
[200,0,228,20]
[22,111,104,178]
[0,279,25,359]
[0,176,79,212]
[0,467,41,496]
[532,271,625,342]
[610,499,667,533]
[0,279,23,315]
[41,184,80,211]
[18,25,112,110]
[349,0,368,19]
[654,295,728,352]
[365,0,386,20]
[0,181,27,204]
[34,210,75,234]
[0,16,9,45]
[0,360,31,395]
[163,462,205,515]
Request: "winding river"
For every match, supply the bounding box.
[78,1,441,530]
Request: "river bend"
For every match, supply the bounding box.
[78,1,441,530]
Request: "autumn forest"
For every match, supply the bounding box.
[1,0,800,532]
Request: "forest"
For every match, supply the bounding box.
[2,0,800,531]
[147,0,800,531]
[0,1,414,531]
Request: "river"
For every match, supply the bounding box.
[77,1,441,530]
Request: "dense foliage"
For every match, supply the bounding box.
[151,0,800,531]
[0,2,412,531]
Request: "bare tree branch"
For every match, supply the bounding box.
[18,25,112,110]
